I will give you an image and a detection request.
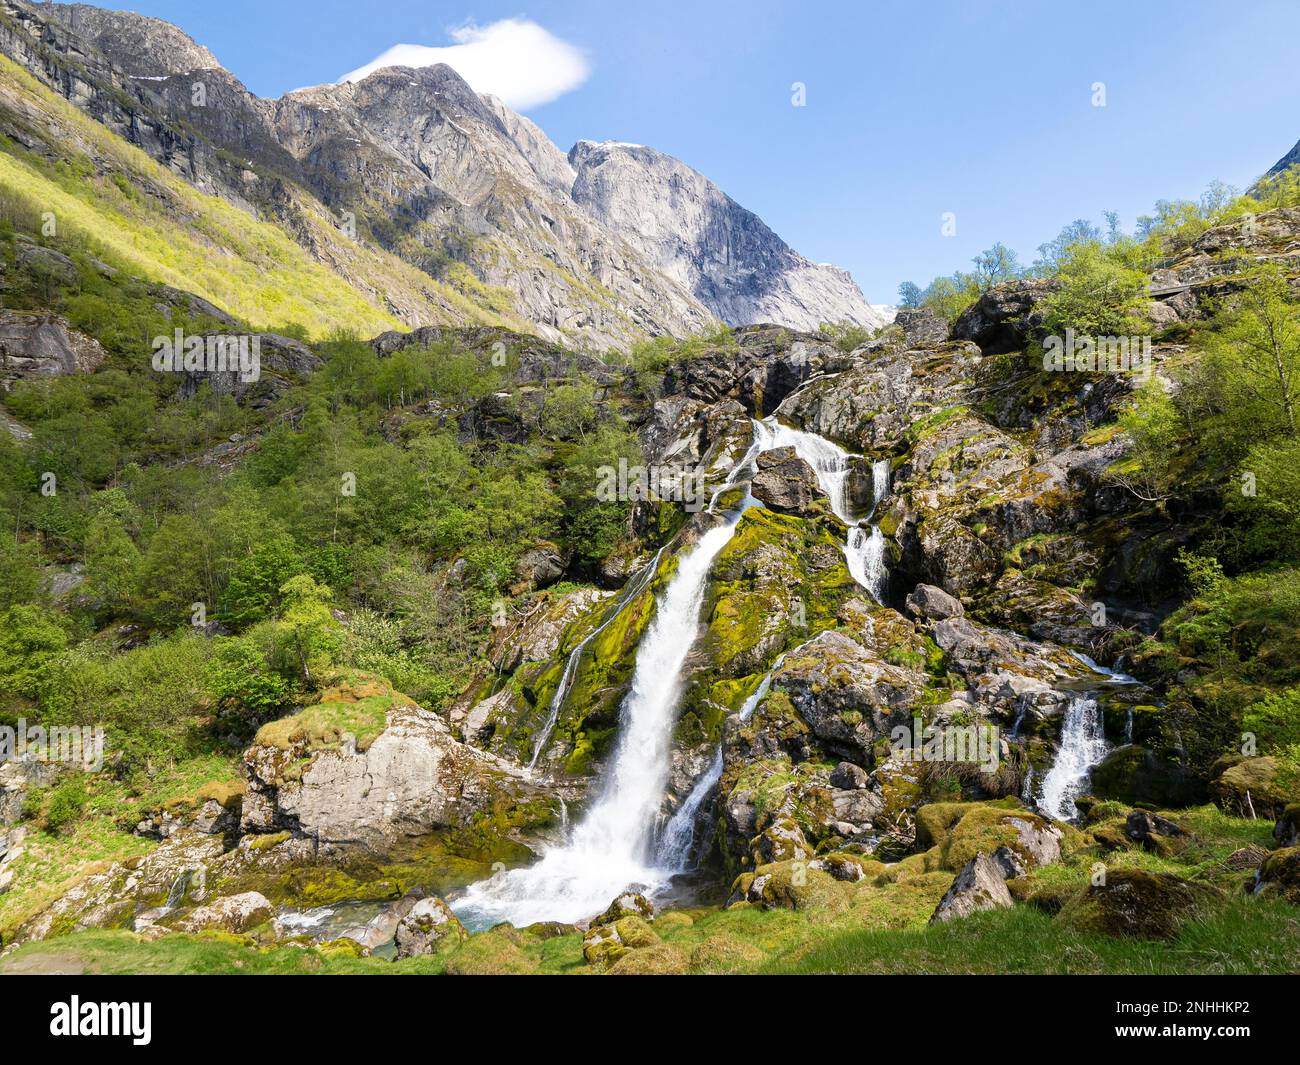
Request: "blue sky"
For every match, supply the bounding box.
[124,0,1300,304]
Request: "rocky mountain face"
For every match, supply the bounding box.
[1266,136,1300,178]
[570,140,885,333]
[0,1,878,349]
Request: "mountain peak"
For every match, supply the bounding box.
[569,138,882,332]
[48,2,224,77]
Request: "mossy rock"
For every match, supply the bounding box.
[1090,745,1203,807]
[443,927,539,975]
[1211,756,1297,819]
[1057,868,1220,940]
[1255,846,1300,905]
[606,942,689,975]
[913,801,1066,872]
[255,676,413,754]
[730,859,851,913]
[581,914,659,967]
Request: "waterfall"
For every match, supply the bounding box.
[655,655,785,871]
[1036,695,1108,822]
[453,513,747,927]
[527,546,666,770]
[454,416,893,927]
[750,418,889,601]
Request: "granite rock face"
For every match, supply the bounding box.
[569,139,885,334]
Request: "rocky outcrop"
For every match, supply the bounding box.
[952,279,1057,354]
[240,680,553,851]
[569,140,884,333]
[0,309,107,390]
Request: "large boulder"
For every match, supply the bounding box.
[241,678,551,851]
[930,852,1014,923]
[905,583,964,620]
[1057,868,1218,940]
[394,896,468,958]
[1210,756,1296,819]
[177,891,273,935]
[951,278,1058,354]
[751,446,823,515]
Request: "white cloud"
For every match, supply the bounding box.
[338,18,589,110]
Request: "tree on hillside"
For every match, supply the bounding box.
[1205,263,1300,439]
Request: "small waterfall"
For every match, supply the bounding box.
[1009,705,1027,739]
[751,418,888,601]
[163,870,193,913]
[1123,707,1134,745]
[655,658,784,871]
[1069,650,1139,686]
[1037,695,1108,822]
[527,546,666,770]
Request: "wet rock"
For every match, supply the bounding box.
[930,852,1014,923]
[394,896,468,958]
[592,891,655,928]
[336,893,423,951]
[751,446,822,515]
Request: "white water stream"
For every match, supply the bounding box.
[1036,694,1109,822]
[454,416,892,927]
[751,418,889,602]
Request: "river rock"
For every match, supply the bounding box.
[178,891,273,934]
[394,896,468,958]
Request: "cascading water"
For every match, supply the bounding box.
[454,416,894,927]
[527,546,666,770]
[1036,695,1108,822]
[751,418,889,601]
[453,513,747,927]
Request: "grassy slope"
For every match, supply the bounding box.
[0,54,526,340]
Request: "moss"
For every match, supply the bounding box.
[255,677,413,754]
[1057,868,1221,940]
